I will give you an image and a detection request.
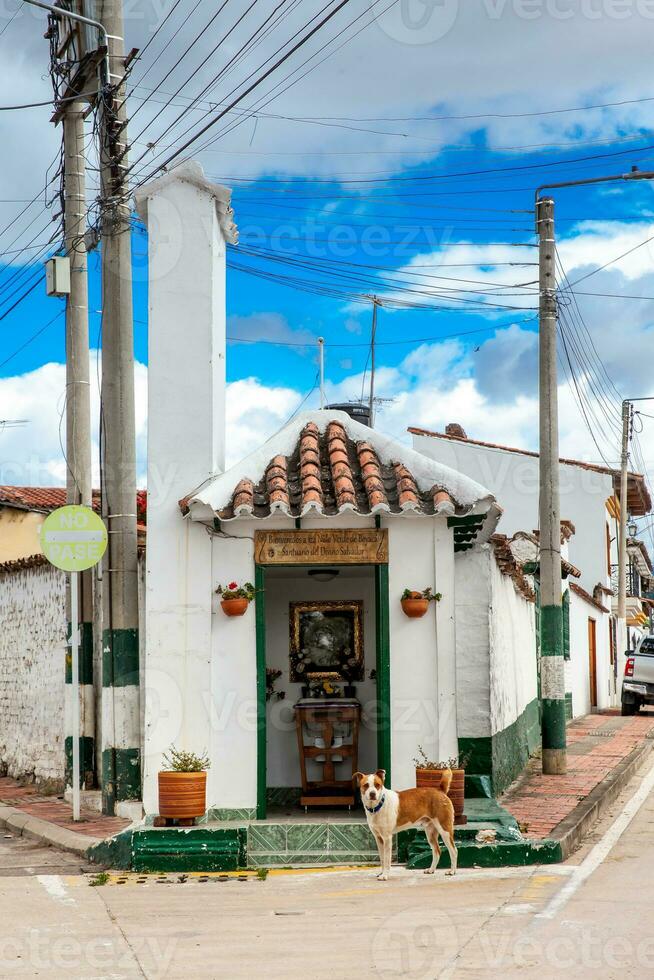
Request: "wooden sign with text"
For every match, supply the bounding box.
[254,528,388,566]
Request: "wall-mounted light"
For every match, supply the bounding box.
[628,521,638,538]
[307,568,340,583]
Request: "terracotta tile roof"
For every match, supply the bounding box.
[490,534,536,602]
[0,554,50,574]
[570,581,610,615]
[0,486,103,514]
[212,420,461,521]
[409,426,652,516]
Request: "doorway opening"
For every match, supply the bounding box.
[254,561,390,819]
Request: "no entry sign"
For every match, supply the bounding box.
[40,505,107,572]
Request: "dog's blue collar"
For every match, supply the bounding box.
[365,793,385,814]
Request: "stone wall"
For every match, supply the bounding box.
[0,557,66,789]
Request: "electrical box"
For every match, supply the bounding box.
[45,256,71,297]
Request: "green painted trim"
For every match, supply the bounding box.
[65,621,93,685]
[562,590,571,661]
[102,628,139,687]
[64,736,95,787]
[132,827,246,873]
[102,747,141,805]
[102,746,116,815]
[375,562,391,786]
[542,699,567,750]
[565,691,573,721]
[405,836,562,869]
[87,829,134,870]
[459,698,541,796]
[255,564,267,820]
[540,603,563,657]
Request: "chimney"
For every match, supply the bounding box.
[445,422,467,439]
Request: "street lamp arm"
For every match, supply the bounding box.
[20,0,110,86]
[535,169,654,206]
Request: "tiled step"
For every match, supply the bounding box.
[247,821,382,868]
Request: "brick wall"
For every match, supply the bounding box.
[0,558,66,789]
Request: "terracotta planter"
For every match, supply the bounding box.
[221,597,249,617]
[158,771,207,820]
[416,767,466,824]
[401,598,429,618]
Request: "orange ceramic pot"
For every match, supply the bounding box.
[416,767,466,824]
[221,598,249,617]
[158,771,207,820]
[401,598,429,618]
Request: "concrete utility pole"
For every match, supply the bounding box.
[618,400,631,647]
[536,196,567,775]
[97,0,141,815]
[368,296,379,425]
[63,98,94,791]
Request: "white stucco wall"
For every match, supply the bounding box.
[567,591,612,717]
[455,546,537,742]
[455,549,492,742]
[264,569,377,788]
[413,434,614,593]
[488,553,538,735]
[0,562,66,787]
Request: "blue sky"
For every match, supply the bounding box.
[1,0,654,525]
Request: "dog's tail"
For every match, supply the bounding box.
[440,767,453,796]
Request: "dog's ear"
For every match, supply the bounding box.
[375,769,386,784]
[352,772,364,787]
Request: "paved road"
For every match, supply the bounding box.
[2,759,654,979]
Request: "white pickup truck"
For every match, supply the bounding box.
[622,635,654,715]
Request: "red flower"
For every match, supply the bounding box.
[228,581,238,590]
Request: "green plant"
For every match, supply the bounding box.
[401,588,442,602]
[266,668,286,702]
[413,746,467,769]
[162,746,211,772]
[256,867,269,880]
[88,872,109,887]
[216,581,256,601]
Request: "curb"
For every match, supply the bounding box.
[0,803,100,858]
[551,737,654,860]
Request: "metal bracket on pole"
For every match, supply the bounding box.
[20,0,110,86]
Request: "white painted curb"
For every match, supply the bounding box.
[0,803,100,857]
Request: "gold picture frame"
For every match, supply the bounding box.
[289,600,364,682]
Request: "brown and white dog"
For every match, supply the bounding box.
[354,769,457,880]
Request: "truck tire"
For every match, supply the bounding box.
[622,699,637,716]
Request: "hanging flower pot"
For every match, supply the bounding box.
[400,588,441,618]
[221,598,249,617]
[216,581,255,617]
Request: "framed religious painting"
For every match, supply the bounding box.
[289,600,364,682]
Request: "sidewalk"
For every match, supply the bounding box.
[0,777,130,850]
[501,710,654,843]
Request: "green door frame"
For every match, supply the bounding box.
[254,560,391,820]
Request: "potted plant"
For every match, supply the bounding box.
[266,668,286,702]
[413,746,467,825]
[216,580,255,617]
[401,587,442,618]
[158,747,210,825]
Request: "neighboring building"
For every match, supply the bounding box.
[0,487,70,563]
[411,423,652,718]
[616,537,654,644]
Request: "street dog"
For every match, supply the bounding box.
[354,769,457,880]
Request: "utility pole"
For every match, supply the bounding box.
[618,400,631,647]
[97,0,141,815]
[63,97,94,794]
[318,337,325,409]
[536,196,567,775]
[368,296,378,425]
